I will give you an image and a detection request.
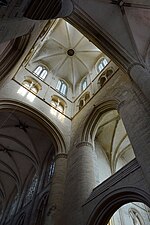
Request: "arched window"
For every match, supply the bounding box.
[106,68,114,78]
[17,77,41,102]
[97,67,114,88]
[81,78,87,92]
[97,58,108,73]
[56,80,67,96]
[50,95,66,113]
[23,173,38,206]
[34,66,43,76]
[35,195,49,225]
[23,80,38,94]
[33,66,48,80]
[8,193,19,218]
[129,208,144,225]
[78,92,90,110]
[98,75,107,87]
[47,161,55,183]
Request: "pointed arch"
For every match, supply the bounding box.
[81,100,120,143]
[85,187,150,225]
[0,100,66,154]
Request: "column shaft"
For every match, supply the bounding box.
[119,92,150,188]
[129,64,150,101]
[44,153,67,225]
[62,142,96,225]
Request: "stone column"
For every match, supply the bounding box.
[118,89,150,188]
[62,141,96,225]
[129,64,150,102]
[44,153,67,225]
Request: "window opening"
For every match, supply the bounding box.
[81,78,87,92]
[98,58,108,73]
[129,208,144,225]
[17,77,41,102]
[50,95,66,113]
[78,92,90,110]
[47,161,55,183]
[56,80,67,96]
[34,66,43,76]
[40,69,47,80]
[8,193,19,218]
[23,173,38,206]
[33,66,48,80]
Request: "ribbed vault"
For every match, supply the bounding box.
[95,110,135,172]
[0,109,55,211]
[30,19,102,94]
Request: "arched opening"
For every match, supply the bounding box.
[108,202,150,225]
[81,77,88,92]
[85,188,150,225]
[98,76,107,87]
[0,101,65,225]
[35,194,49,225]
[93,109,135,185]
[78,92,90,110]
[97,58,109,73]
[50,95,66,113]
[56,80,68,96]
[33,65,48,81]
[17,76,42,102]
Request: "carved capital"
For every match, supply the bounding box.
[127,62,144,75]
[55,153,67,160]
[76,141,93,149]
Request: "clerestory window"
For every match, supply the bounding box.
[56,80,67,96]
[33,66,48,80]
[129,208,143,225]
[81,77,87,92]
[98,58,108,73]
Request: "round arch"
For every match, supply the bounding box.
[86,187,150,225]
[82,100,120,143]
[0,99,66,154]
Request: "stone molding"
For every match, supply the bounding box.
[127,62,145,75]
[82,159,150,225]
[81,100,119,142]
[55,153,68,160]
[76,141,93,149]
[0,100,66,155]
